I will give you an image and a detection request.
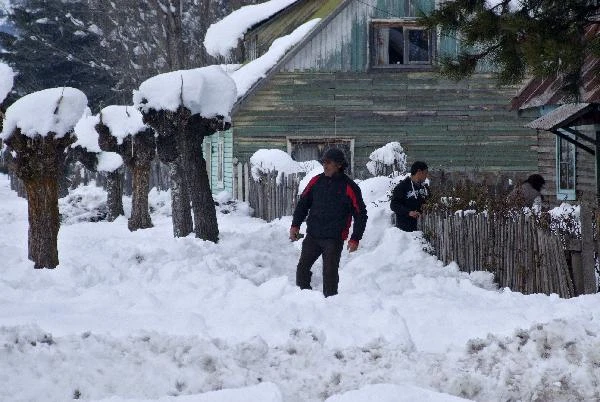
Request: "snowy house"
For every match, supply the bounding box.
[511,24,600,206]
[204,0,540,195]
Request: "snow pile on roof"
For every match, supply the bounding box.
[366,142,407,176]
[100,105,147,144]
[133,66,237,120]
[250,148,320,183]
[232,18,320,98]
[204,0,300,58]
[0,87,87,140]
[0,62,14,104]
[73,112,101,152]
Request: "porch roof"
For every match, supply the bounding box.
[525,103,596,131]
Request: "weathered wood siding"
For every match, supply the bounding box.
[536,127,598,205]
[233,71,538,178]
[281,0,474,73]
[243,0,333,60]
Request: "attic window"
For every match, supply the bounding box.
[370,20,432,68]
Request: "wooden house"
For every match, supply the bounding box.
[511,23,600,207]
[205,0,540,195]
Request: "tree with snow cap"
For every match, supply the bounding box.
[95,105,156,231]
[134,66,236,242]
[71,110,125,222]
[1,87,87,268]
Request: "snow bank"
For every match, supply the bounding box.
[134,66,237,120]
[231,19,320,98]
[0,62,14,104]
[204,0,300,58]
[99,105,147,144]
[0,87,87,140]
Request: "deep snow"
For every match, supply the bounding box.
[0,174,599,402]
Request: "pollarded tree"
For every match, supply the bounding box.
[71,111,125,222]
[134,65,237,241]
[0,87,87,268]
[95,105,156,231]
[420,0,600,95]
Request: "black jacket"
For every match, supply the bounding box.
[292,173,368,241]
[390,176,428,231]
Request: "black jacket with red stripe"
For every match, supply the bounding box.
[292,172,368,242]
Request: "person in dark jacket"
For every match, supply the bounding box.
[390,161,429,232]
[506,174,545,209]
[289,148,368,297]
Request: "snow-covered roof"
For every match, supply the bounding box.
[231,18,320,98]
[73,112,101,153]
[0,87,87,140]
[133,66,237,120]
[99,105,147,144]
[204,0,300,58]
[0,62,14,104]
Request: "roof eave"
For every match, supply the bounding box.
[232,0,352,115]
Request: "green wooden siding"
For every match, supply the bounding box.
[244,0,337,62]
[233,71,538,178]
[205,129,234,195]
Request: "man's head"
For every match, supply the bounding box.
[526,174,545,192]
[321,148,348,177]
[410,161,428,183]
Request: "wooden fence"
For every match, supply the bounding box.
[420,212,576,298]
[233,162,302,222]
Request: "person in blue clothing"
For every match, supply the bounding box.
[289,148,368,297]
[390,161,429,232]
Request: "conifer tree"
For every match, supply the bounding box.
[421,0,600,96]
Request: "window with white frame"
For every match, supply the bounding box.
[370,20,432,67]
[556,133,576,201]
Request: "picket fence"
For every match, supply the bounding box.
[233,162,301,222]
[420,212,576,298]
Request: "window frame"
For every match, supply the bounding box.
[286,136,355,176]
[555,130,577,201]
[369,19,434,70]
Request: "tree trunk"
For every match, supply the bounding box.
[186,133,219,242]
[106,169,124,221]
[24,177,60,268]
[167,159,193,237]
[128,162,153,231]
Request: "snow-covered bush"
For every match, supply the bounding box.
[250,149,320,183]
[366,142,407,177]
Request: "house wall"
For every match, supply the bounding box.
[233,70,539,179]
[205,129,234,195]
[536,126,598,205]
[243,0,330,59]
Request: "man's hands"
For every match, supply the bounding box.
[289,226,300,241]
[408,211,421,218]
[347,239,358,252]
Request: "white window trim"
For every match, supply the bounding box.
[555,130,576,201]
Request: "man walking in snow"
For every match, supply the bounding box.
[390,161,429,232]
[289,148,368,297]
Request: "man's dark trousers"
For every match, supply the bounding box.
[296,235,344,297]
